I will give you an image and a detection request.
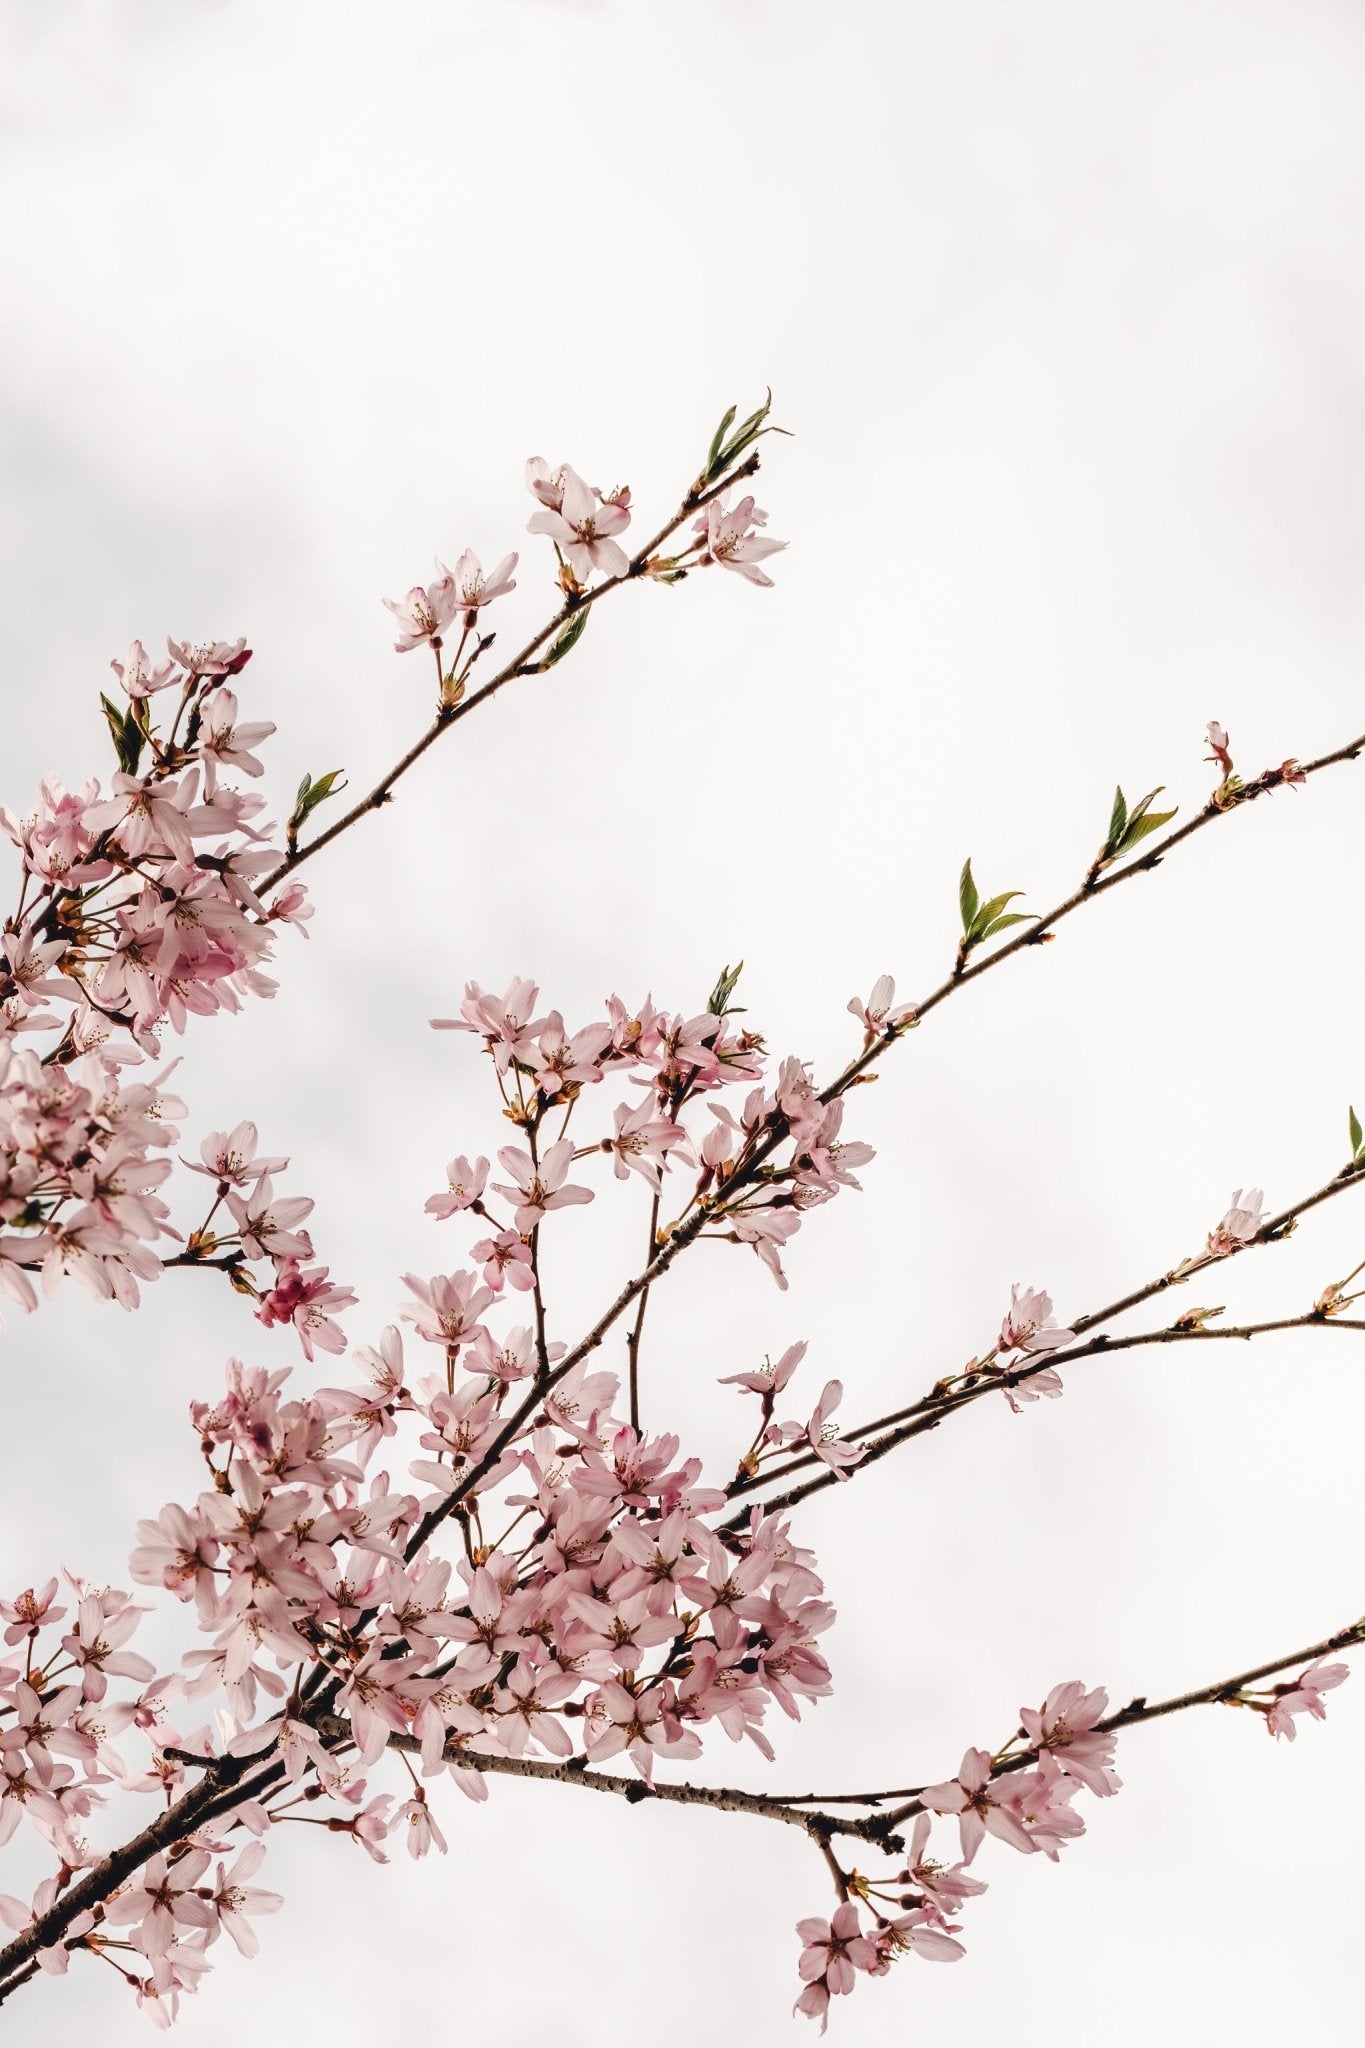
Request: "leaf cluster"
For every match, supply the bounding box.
[100,693,153,777]
[698,390,788,490]
[288,769,347,845]
[958,860,1031,955]
[1093,785,1178,876]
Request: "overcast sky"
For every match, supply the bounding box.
[3,2,1365,2043]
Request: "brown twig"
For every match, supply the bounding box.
[257,460,759,895]
[758,1620,1365,1812]
[731,1168,1365,1523]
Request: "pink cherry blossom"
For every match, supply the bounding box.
[799,1380,867,1477]
[197,688,275,794]
[446,547,518,620]
[606,1099,687,1187]
[205,1842,282,1956]
[103,1849,214,1957]
[693,490,787,585]
[1018,1681,1120,1795]
[1264,1658,1350,1740]
[187,1120,287,1188]
[424,1153,490,1219]
[110,639,180,698]
[254,1259,355,1359]
[492,1139,594,1232]
[433,977,544,1071]
[527,465,632,581]
[1206,1187,1264,1257]
[382,562,459,652]
[165,637,250,679]
[904,1813,990,1918]
[920,1747,1038,1862]
[1205,720,1234,778]
[719,1338,806,1399]
[795,1900,877,2032]
[847,973,915,1037]
[998,1284,1074,1357]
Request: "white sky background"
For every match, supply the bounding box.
[2,0,1365,2041]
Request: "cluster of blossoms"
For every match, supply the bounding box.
[6,408,1360,2040]
[0,1333,844,2018]
[0,1042,184,1321]
[0,651,344,1334]
[4,415,788,1340]
[383,448,787,665]
[794,1681,1121,2031]
[426,971,872,1297]
[791,1645,1354,2034]
[0,968,873,2025]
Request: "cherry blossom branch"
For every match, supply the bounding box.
[875,1620,1365,1822]
[6,1604,1357,2004]
[256,458,761,895]
[757,1621,1365,1813]
[404,746,1365,1565]
[732,1159,1365,1519]
[823,724,1364,1109]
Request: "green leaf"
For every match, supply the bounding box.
[979,912,1032,939]
[971,889,1024,937]
[289,768,347,838]
[1351,1105,1363,1160]
[1106,785,1128,855]
[701,390,787,483]
[707,960,745,1017]
[99,692,145,776]
[959,859,980,937]
[706,405,738,473]
[540,607,590,670]
[1124,786,1165,828]
[1116,806,1177,855]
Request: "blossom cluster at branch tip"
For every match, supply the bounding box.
[795,1679,1121,2030]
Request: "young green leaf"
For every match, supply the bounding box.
[1350,1104,1363,1161]
[1116,805,1178,855]
[971,890,1024,936]
[979,911,1032,939]
[288,769,348,843]
[100,692,146,777]
[706,404,738,474]
[700,390,788,485]
[540,607,590,670]
[706,961,745,1018]
[959,859,980,937]
[1106,785,1128,854]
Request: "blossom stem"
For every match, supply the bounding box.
[626,1190,662,1434]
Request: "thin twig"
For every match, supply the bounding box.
[626,1190,662,1433]
[759,1620,1365,1812]
[257,461,759,894]
[731,1169,1365,1523]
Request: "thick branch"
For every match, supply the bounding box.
[0,1750,286,1988]
[355,1717,896,1847]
